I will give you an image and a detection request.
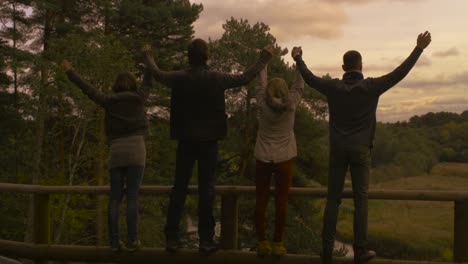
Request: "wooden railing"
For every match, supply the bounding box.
[1,183,468,263]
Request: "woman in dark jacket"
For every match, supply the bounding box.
[62,60,152,252]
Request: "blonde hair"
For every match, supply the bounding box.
[267,78,289,99]
[265,78,290,112]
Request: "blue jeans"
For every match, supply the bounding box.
[108,166,144,244]
[165,140,218,243]
[322,144,371,258]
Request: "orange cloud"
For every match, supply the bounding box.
[193,0,357,41]
[378,94,467,122]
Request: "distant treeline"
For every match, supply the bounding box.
[370,111,468,182]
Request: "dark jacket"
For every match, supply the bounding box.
[295,47,424,147]
[145,51,272,141]
[66,69,152,141]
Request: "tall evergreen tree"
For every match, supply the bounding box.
[209,18,289,181]
[108,0,203,69]
[0,40,10,87]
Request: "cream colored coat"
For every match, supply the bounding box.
[254,66,304,163]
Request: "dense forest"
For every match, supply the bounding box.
[0,0,467,261]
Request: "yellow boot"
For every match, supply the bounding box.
[272,241,287,257]
[256,240,272,257]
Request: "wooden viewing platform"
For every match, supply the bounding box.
[0,239,460,264]
[1,183,468,263]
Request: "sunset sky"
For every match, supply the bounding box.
[191,0,468,122]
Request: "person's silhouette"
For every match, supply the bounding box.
[291,31,432,263]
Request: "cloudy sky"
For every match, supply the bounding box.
[191,0,468,122]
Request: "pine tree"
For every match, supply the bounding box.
[108,0,203,69]
[209,18,289,181]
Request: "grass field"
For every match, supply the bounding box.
[335,162,468,261]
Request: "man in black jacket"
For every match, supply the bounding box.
[143,39,273,254]
[291,31,431,263]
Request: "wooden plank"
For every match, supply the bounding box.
[0,255,22,264]
[454,200,468,262]
[33,193,50,264]
[2,183,468,201]
[0,239,458,264]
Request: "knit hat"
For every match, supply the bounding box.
[266,77,291,112]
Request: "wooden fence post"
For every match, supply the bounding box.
[454,199,468,262]
[33,193,50,264]
[220,194,238,250]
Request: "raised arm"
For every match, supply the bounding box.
[290,65,304,104]
[371,31,432,95]
[142,44,178,87]
[292,47,332,96]
[62,60,107,105]
[137,67,153,100]
[217,45,273,89]
[255,65,268,106]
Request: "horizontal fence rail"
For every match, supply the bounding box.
[1,183,468,263]
[0,255,22,264]
[2,183,468,201]
[0,239,459,264]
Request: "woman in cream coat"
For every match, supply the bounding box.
[254,59,304,257]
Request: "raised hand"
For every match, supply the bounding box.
[417,31,432,50]
[61,59,72,71]
[141,44,156,66]
[142,44,152,53]
[291,46,302,60]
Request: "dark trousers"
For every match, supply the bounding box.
[165,140,218,242]
[108,165,144,244]
[255,159,294,242]
[322,144,371,258]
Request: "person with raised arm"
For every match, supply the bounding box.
[141,39,273,255]
[62,60,152,252]
[291,31,432,263]
[253,56,304,257]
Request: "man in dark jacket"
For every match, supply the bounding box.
[291,31,432,263]
[143,39,273,254]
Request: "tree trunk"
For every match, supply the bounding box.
[24,7,52,243]
[12,1,18,183]
[54,121,88,243]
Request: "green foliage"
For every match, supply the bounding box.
[0,0,200,245]
[409,111,464,127]
[371,123,439,182]
[108,0,203,69]
[0,41,11,86]
[407,111,468,162]
[294,106,329,185]
[144,119,177,185]
[370,111,468,184]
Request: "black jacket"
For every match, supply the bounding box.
[66,69,152,141]
[295,47,423,147]
[145,51,272,141]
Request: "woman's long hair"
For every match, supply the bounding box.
[112,72,137,93]
[265,78,293,112]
